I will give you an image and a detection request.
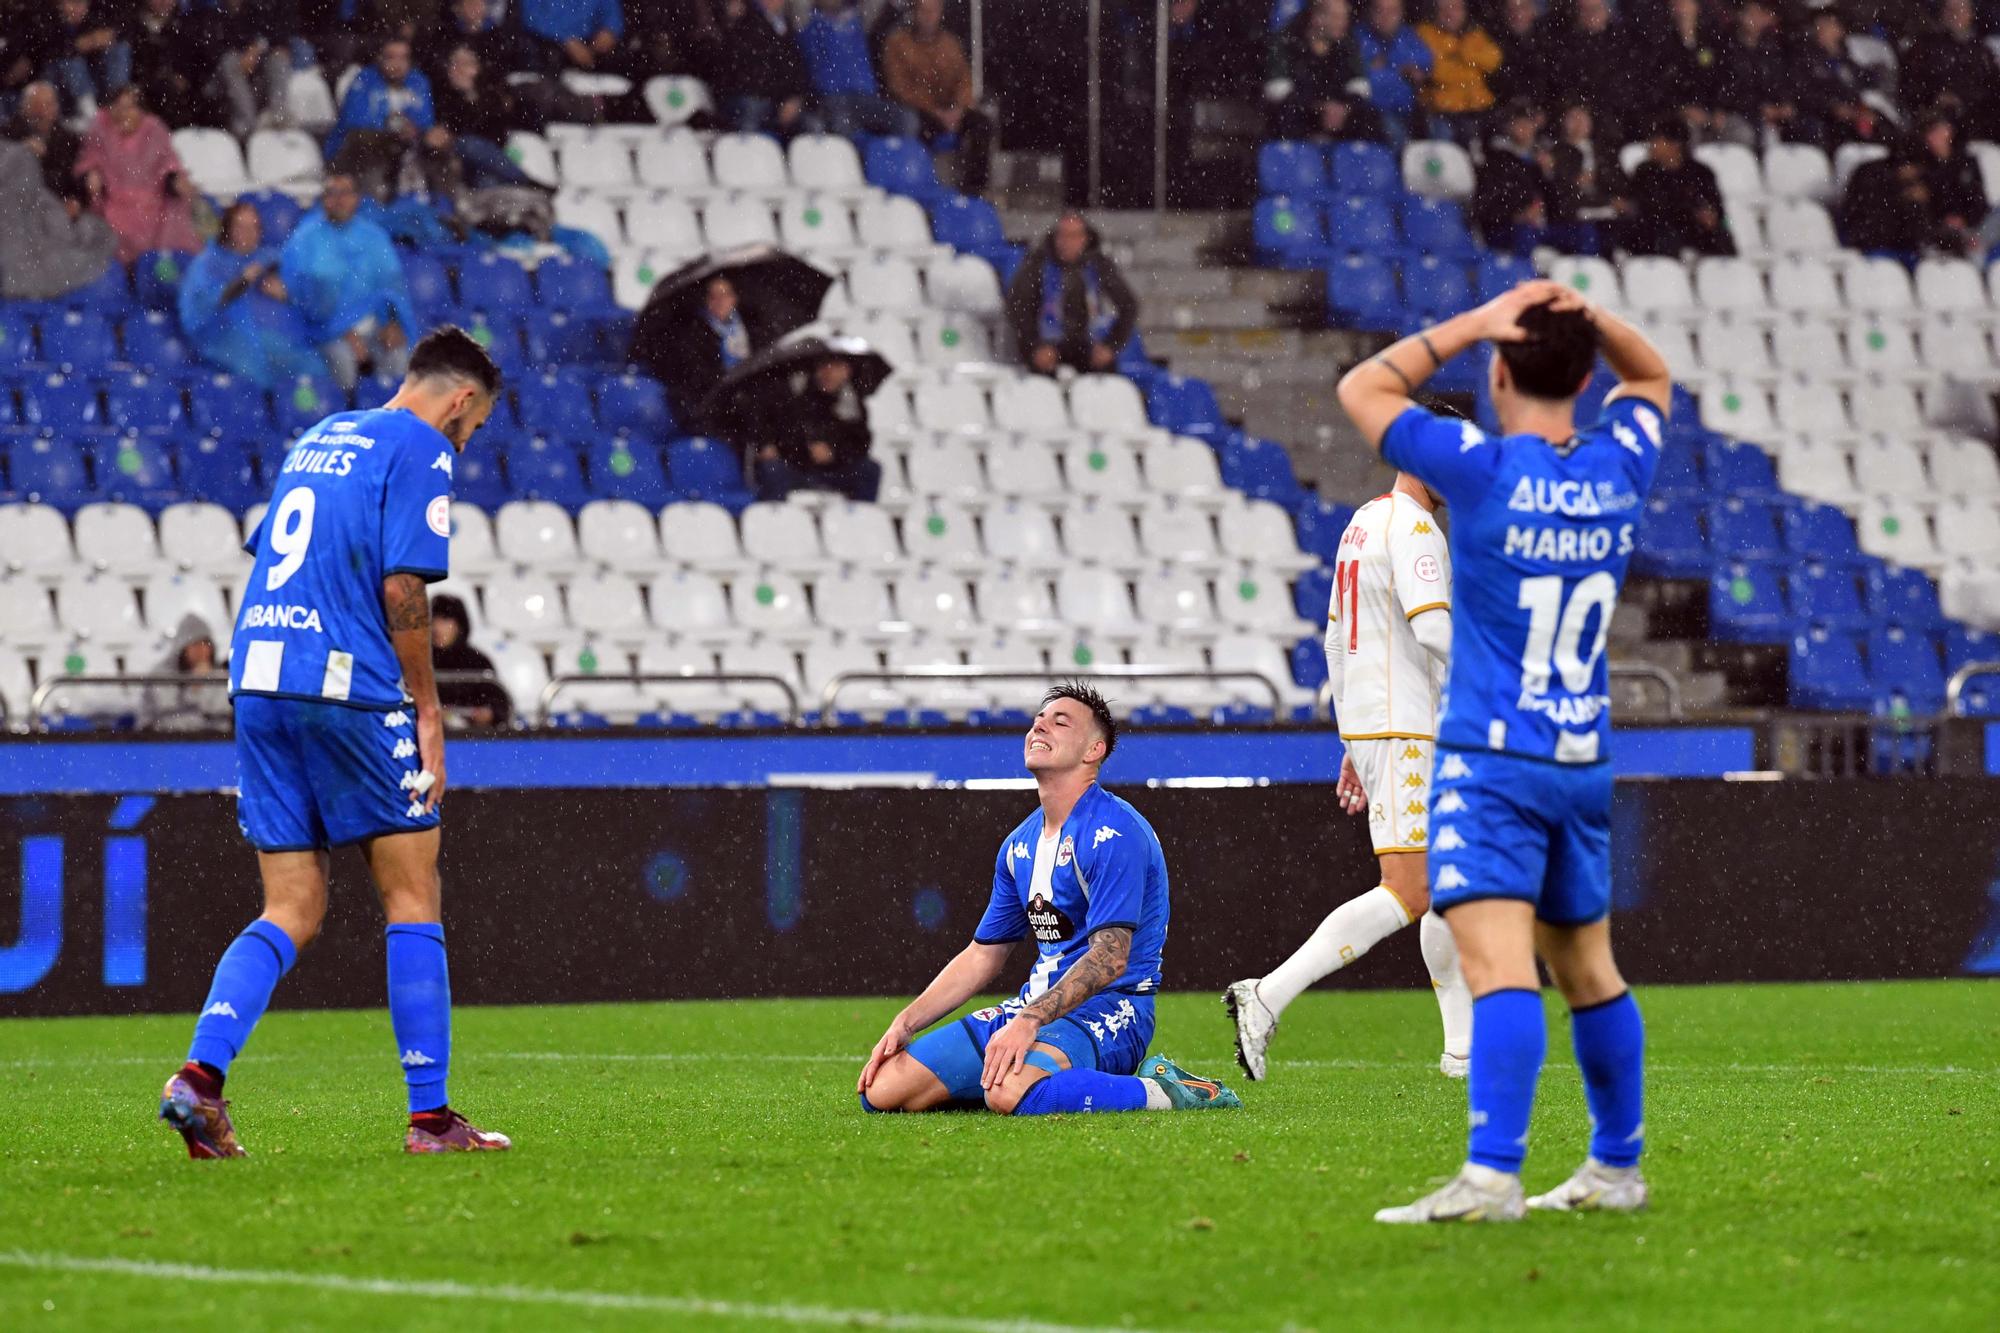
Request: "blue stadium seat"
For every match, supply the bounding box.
[1783,501,1861,563]
[402,252,455,318]
[102,373,184,434]
[4,436,94,509]
[588,437,670,503]
[1702,439,1778,495]
[1258,141,1330,198]
[929,194,1008,257]
[272,374,343,436]
[40,310,118,368]
[119,310,192,369]
[1325,196,1398,254]
[21,373,102,428]
[177,436,266,511]
[1632,495,1709,577]
[1399,198,1478,260]
[189,374,272,438]
[1293,566,1333,619]
[1400,255,1473,319]
[596,372,673,438]
[243,191,304,245]
[134,251,189,312]
[1290,638,1330,691]
[535,256,615,312]
[1292,498,1353,564]
[1329,141,1397,197]
[1652,443,1704,496]
[1144,375,1228,440]
[515,368,597,436]
[1788,561,1871,630]
[448,442,512,509]
[64,263,133,314]
[97,434,178,509]
[1706,496,1783,559]
[456,254,535,316]
[1944,625,2000,674]
[1867,624,1945,712]
[0,312,38,364]
[509,436,590,508]
[478,391,522,435]
[520,310,601,366]
[1709,561,1790,640]
[1252,197,1326,268]
[861,136,952,204]
[1866,565,1944,630]
[454,312,528,378]
[666,437,753,510]
[1789,627,1871,711]
[1474,251,1534,303]
[1218,434,1305,506]
[1324,255,1402,329]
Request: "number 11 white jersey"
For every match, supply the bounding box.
[1324,491,1453,741]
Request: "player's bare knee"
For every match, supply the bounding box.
[984,1083,1023,1115]
[1378,853,1430,918]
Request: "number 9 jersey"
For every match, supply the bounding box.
[1380,397,1664,766]
[231,408,454,709]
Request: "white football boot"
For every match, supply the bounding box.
[1222,980,1276,1081]
[1375,1164,1526,1224]
[1439,1052,1469,1079]
[1527,1158,1649,1213]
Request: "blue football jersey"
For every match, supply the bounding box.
[231,408,455,709]
[974,783,1169,1001]
[1381,396,1666,764]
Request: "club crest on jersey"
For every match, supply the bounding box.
[427,495,451,537]
[1027,893,1075,943]
[1632,404,1662,447]
[1055,835,1075,867]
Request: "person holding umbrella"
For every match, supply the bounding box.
[629,247,835,424]
[757,354,883,502]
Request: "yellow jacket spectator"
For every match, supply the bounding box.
[1417,0,1500,137]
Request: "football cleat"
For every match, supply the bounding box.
[1375,1165,1525,1224]
[405,1109,513,1154]
[1144,1055,1244,1110]
[1222,980,1276,1081]
[1527,1158,1649,1213]
[159,1072,246,1160]
[1439,1052,1469,1079]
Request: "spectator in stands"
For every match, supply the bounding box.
[27,0,130,115]
[882,0,992,194]
[76,84,199,265]
[519,0,626,74]
[1550,0,1633,142]
[1902,0,1998,142]
[280,172,420,389]
[423,0,558,127]
[756,356,883,503]
[1004,210,1140,376]
[1914,111,1989,256]
[0,137,115,300]
[1472,97,1555,255]
[1625,117,1734,257]
[660,274,771,422]
[122,0,209,129]
[1266,0,1373,144]
[1415,0,1499,148]
[2,82,85,214]
[431,594,513,728]
[1485,0,1552,115]
[198,0,299,140]
[1714,0,1797,149]
[1839,150,1935,258]
[1793,7,1881,151]
[141,616,230,732]
[435,45,549,188]
[713,0,818,137]
[801,0,918,137]
[1545,102,1626,252]
[1646,0,1725,141]
[327,37,455,201]
[359,0,448,46]
[1354,0,1430,151]
[180,201,327,391]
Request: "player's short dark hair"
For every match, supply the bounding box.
[1497,300,1599,402]
[408,325,502,397]
[1043,680,1118,761]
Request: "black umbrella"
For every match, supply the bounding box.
[697,334,894,432]
[632,244,835,346]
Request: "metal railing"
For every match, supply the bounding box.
[819,665,1286,727]
[1316,663,1685,722]
[537,671,802,728]
[1946,661,2000,718]
[25,670,508,733]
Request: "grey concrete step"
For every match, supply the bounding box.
[1139,298,1274,333]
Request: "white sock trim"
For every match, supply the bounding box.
[1141,1078,1172,1111]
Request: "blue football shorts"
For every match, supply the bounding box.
[905,990,1156,1103]
[235,694,440,852]
[1427,746,1613,926]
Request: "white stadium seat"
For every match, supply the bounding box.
[1849,436,1930,500]
[1773,376,1850,438]
[981,501,1066,572]
[567,573,651,645]
[845,255,925,311]
[1054,566,1145,642]
[558,135,636,191]
[1135,568,1217,636]
[821,502,903,569]
[991,376,1070,435]
[72,503,160,578]
[788,134,867,194]
[780,195,860,256]
[1694,316,1772,378]
[1762,142,1832,201]
[1935,497,2000,562]
[1620,256,1695,317]
[900,502,983,573]
[636,130,712,192]
[555,192,625,246]
[740,502,831,575]
[916,311,994,366]
[1402,139,1474,201]
[287,66,338,132]
[158,502,244,575]
[1776,438,1859,505]
[1062,499,1146,572]
[57,573,149,649]
[483,573,568,643]
[1928,437,2000,497]
[1850,379,1925,436]
[1770,256,1843,315]
[0,578,58,649]
[172,128,249,195]
[913,379,988,434]
[1143,435,1225,499]
[856,195,935,254]
[446,502,503,577]
[644,74,714,128]
[1832,141,1889,194]
[1701,380,1777,440]
[1772,315,1849,377]
[804,639,898,719]
[1069,375,1149,434]
[712,133,789,192]
[0,503,76,580]
[637,639,737,720]
[660,501,745,573]
[983,438,1065,501]
[1213,633,1316,711]
[973,570,1063,641]
[1764,199,1839,255]
[927,254,1004,316]
[1063,438,1143,502]
[815,570,896,638]
[1694,142,1764,198]
[903,439,986,502]
[1217,499,1316,575]
[1547,256,1622,308]
[1855,499,1941,568]
[1845,319,1919,378]
[1218,565,1314,638]
[1914,258,1991,320]
[701,196,778,250]
[1921,317,1997,379]
[495,501,581,573]
[1137,503,1222,570]
[1845,257,1915,316]
[893,571,979,641]
[503,132,558,188]
[577,499,664,573]
[731,570,815,641]
[143,572,229,640]
[1692,257,1767,317]
[246,128,324,189]
[646,569,741,644]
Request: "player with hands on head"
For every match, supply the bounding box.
[1335,279,1672,1223]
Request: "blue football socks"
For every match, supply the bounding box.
[385,923,452,1115]
[1571,991,1646,1168]
[1466,987,1546,1174]
[187,919,298,1076]
[1012,1068,1150,1114]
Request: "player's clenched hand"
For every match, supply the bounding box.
[1337,751,1367,816]
[416,706,446,813]
[980,1015,1041,1090]
[858,1016,912,1093]
[1472,279,1574,344]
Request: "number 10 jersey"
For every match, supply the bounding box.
[231,407,455,710]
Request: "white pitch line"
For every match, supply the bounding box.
[0,1252,1161,1333]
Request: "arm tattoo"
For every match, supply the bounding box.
[383,573,431,633]
[1372,355,1416,392]
[1021,927,1132,1026]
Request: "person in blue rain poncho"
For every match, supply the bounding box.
[280,173,420,390]
[178,202,327,392]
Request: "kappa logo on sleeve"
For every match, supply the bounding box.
[1458,422,1486,452]
[1007,840,1031,866]
[432,451,453,476]
[1092,825,1120,848]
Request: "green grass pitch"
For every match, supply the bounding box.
[3,982,1995,1331]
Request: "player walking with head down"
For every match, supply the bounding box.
[1336,280,1672,1222]
[159,327,510,1158]
[1225,468,1473,1081]
[858,683,1241,1116]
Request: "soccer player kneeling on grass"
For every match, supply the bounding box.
[1336,280,1671,1222]
[857,683,1241,1116]
[158,327,511,1158]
